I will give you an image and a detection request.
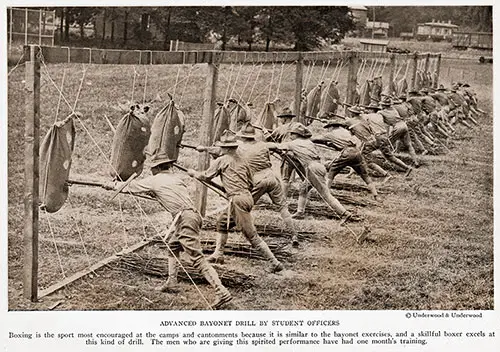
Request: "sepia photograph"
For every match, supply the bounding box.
[5,4,494,314]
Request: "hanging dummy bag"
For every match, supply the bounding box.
[146,100,185,164]
[110,106,151,180]
[319,81,340,118]
[212,104,231,144]
[40,117,76,213]
[256,101,278,130]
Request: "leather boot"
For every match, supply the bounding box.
[157,255,180,293]
[199,262,233,310]
[207,232,228,264]
[255,240,284,273]
[292,194,307,219]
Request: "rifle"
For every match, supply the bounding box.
[172,163,228,200]
[66,177,156,202]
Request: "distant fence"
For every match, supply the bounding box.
[169,40,217,52]
[7,7,56,54]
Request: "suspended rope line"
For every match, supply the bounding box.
[239,61,257,100]
[142,67,149,104]
[131,66,138,102]
[335,60,348,82]
[8,51,26,76]
[230,61,246,101]
[223,63,236,103]
[178,64,196,107]
[38,54,213,309]
[43,210,66,278]
[72,65,88,112]
[172,64,182,99]
[65,196,95,270]
[248,63,264,103]
[304,59,317,90]
[250,62,295,106]
[403,57,411,79]
[274,60,286,100]
[53,69,66,124]
[166,65,202,100]
[118,197,130,248]
[267,62,276,102]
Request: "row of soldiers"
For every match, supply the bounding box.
[102,80,482,310]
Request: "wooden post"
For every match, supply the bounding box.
[9,8,13,55]
[410,52,419,90]
[39,10,42,45]
[195,56,218,216]
[346,51,359,105]
[25,8,28,45]
[424,53,430,73]
[294,52,304,124]
[388,54,396,92]
[434,54,442,88]
[23,45,41,301]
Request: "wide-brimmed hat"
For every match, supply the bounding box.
[392,98,403,104]
[462,83,470,88]
[347,106,363,115]
[277,107,296,118]
[236,123,256,139]
[323,119,346,129]
[379,98,392,107]
[215,130,239,148]
[398,94,408,101]
[150,158,176,168]
[408,89,420,95]
[420,87,429,94]
[289,124,312,138]
[361,102,381,111]
[437,86,447,91]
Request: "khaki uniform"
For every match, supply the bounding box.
[279,139,347,217]
[116,172,230,305]
[237,141,299,243]
[197,153,282,270]
[379,107,418,166]
[312,128,376,196]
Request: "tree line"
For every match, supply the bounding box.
[51,6,354,51]
[369,6,493,35]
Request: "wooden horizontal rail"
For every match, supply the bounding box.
[25,45,440,66]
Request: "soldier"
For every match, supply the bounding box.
[270,124,359,222]
[311,122,379,200]
[359,104,414,176]
[104,159,232,310]
[377,98,420,167]
[236,123,300,247]
[266,107,302,196]
[187,131,284,273]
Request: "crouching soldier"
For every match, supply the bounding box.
[271,123,360,223]
[104,159,232,310]
[311,122,379,200]
[187,131,284,273]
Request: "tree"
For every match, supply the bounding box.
[276,7,354,51]
[196,6,246,50]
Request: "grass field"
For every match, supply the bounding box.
[7,47,493,310]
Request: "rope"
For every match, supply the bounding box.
[38,54,213,309]
[248,63,264,102]
[274,60,286,100]
[72,65,88,112]
[178,64,195,107]
[403,57,411,79]
[118,197,130,247]
[8,51,25,76]
[142,67,149,104]
[172,64,182,99]
[239,62,257,100]
[67,196,94,270]
[53,69,66,124]
[131,66,138,102]
[166,65,202,99]
[43,210,66,278]
[223,63,235,103]
[230,61,245,101]
[267,62,275,102]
